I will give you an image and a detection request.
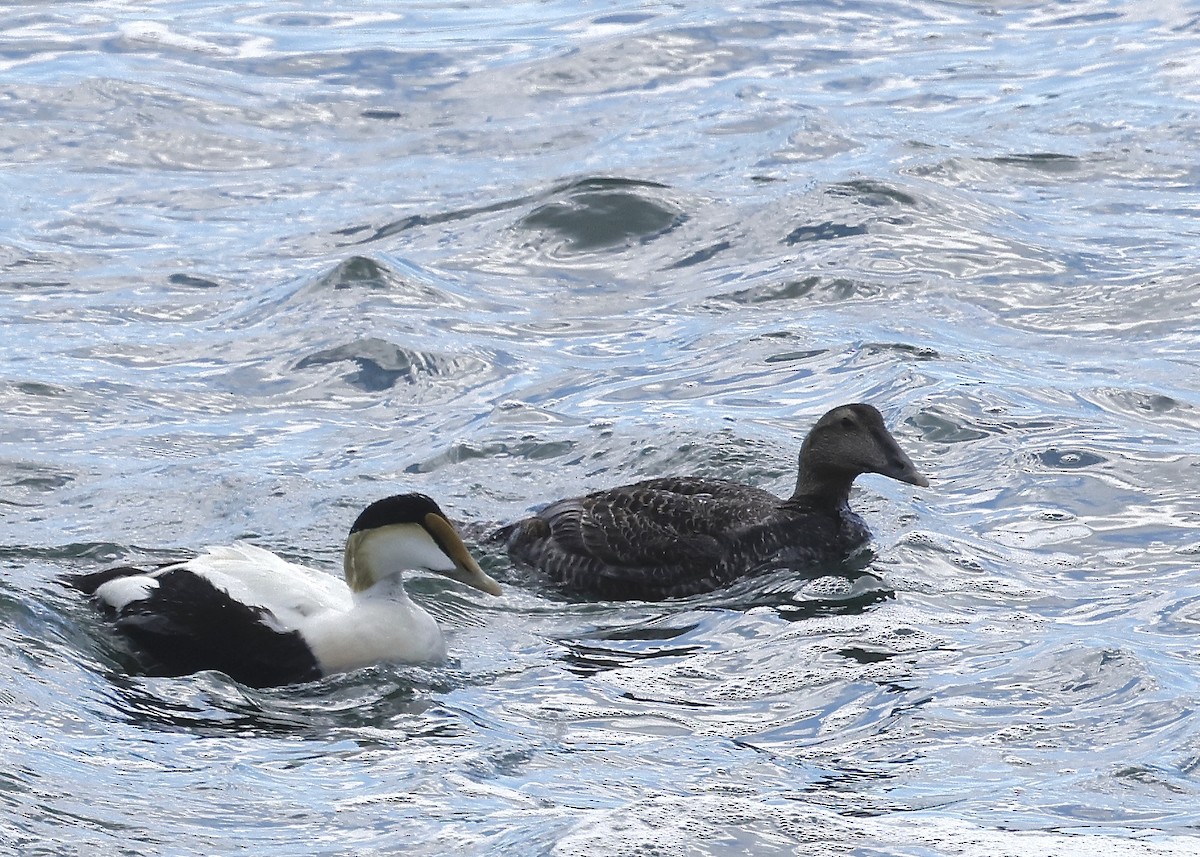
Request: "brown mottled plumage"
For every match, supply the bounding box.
[495,403,928,600]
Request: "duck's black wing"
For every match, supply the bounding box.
[70,564,321,688]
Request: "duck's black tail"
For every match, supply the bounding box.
[63,563,172,595]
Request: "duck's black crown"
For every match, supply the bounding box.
[350,493,445,534]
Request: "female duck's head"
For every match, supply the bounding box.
[795,403,928,502]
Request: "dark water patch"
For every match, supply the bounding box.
[839,342,941,375]
[596,619,699,645]
[915,403,1061,444]
[489,400,591,428]
[85,664,456,740]
[1035,448,1107,470]
[562,620,705,677]
[783,220,868,244]
[861,342,939,361]
[1154,593,1200,637]
[314,255,404,292]
[909,410,993,443]
[341,177,679,258]
[752,330,829,349]
[1035,509,1077,522]
[360,108,405,120]
[517,176,685,256]
[771,573,894,622]
[911,151,1089,190]
[764,347,828,365]
[779,179,920,247]
[710,276,880,306]
[826,179,919,207]
[750,333,833,367]
[652,553,896,622]
[293,338,488,393]
[236,47,459,91]
[665,239,732,270]
[0,461,75,499]
[1083,388,1200,430]
[0,542,130,564]
[339,192,538,245]
[254,12,351,27]
[986,152,1083,174]
[228,256,476,331]
[594,12,659,26]
[406,438,580,475]
[956,644,1158,722]
[1113,764,1194,797]
[12,381,66,397]
[838,645,899,665]
[167,273,220,289]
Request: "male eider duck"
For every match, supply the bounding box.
[496,403,927,601]
[69,493,501,687]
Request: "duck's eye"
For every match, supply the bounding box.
[840,416,855,429]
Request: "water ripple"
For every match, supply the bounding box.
[4,0,1200,853]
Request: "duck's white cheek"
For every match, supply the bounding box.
[357,525,455,576]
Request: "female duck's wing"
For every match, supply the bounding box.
[631,476,781,506]
[539,496,718,570]
[540,478,780,571]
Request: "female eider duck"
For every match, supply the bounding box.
[70,493,501,687]
[496,403,927,601]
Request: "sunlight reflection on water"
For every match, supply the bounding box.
[3,0,1200,854]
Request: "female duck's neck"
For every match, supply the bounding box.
[789,465,854,509]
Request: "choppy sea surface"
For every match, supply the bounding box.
[3,1,1200,854]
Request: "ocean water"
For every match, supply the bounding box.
[3,0,1200,854]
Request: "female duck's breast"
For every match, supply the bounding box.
[748,506,869,570]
